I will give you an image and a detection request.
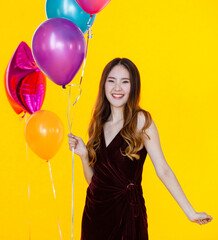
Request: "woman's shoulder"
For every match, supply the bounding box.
[136,110,161,146]
[136,109,153,132]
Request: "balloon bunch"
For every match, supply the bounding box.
[5,41,65,239]
[5,0,112,152]
[33,0,96,88]
[5,41,64,159]
[38,2,111,239]
[5,0,111,239]
[33,0,111,88]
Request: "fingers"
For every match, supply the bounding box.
[69,144,76,151]
[199,220,208,225]
[68,133,78,151]
[69,138,78,146]
[205,216,213,221]
[69,141,77,151]
[68,133,80,141]
[68,133,78,140]
[202,215,213,223]
[68,135,78,142]
[191,212,213,225]
[68,133,76,138]
[198,217,212,225]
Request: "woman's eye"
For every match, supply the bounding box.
[108,80,114,82]
[123,81,129,83]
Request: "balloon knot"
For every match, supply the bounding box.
[19,112,26,121]
[62,85,66,89]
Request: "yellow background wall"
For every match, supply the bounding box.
[0,0,217,239]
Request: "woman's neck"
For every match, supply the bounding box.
[108,105,124,123]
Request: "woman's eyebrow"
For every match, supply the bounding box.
[107,76,130,80]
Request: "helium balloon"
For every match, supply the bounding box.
[46,0,96,34]
[75,0,111,14]
[17,72,46,114]
[5,42,46,114]
[4,68,23,114]
[32,18,86,87]
[24,110,64,161]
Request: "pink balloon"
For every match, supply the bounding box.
[32,18,86,87]
[4,66,23,114]
[5,42,46,114]
[76,0,111,14]
[17,72,46,114]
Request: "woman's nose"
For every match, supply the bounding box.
[114,82,121,90]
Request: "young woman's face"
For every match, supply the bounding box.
[105,64,131,108]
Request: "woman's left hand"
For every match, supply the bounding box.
[188,211,213,225]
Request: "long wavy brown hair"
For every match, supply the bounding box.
[86,58,152,166]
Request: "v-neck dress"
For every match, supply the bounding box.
[81,129,149,240]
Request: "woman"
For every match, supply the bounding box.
[68,58,213,239]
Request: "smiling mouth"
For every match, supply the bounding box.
[112,94,124,99]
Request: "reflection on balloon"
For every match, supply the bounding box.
[24,110,64,160]
[32,18,86,87]
[17,72,46,114]
[46,0,96,34]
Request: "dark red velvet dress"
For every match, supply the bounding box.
[81,129,148,240]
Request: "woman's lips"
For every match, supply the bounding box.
[112,94,124,99]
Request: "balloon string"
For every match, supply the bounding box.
[79,22,93,86]
[48,161,63,240]
[66,22,93,240]
[67,16,93,110]
[69,85,72,132]
[66,19,93,118]
[87,14,93,28]
[63,88,71,133]
[71,147,74,240]
[25,114,31,240]
[66,23,93,130]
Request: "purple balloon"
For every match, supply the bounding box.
[32,18,86,86]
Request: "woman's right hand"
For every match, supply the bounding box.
[68,133,88,159]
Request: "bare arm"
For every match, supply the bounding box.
[68,133,94,185]
[80,152,94,185]
[158,168,196,219]
[137,112,213,225]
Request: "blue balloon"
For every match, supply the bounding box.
[46,0,96,34]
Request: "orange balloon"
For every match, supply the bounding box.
[25,110,64,160]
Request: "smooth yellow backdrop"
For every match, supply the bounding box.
[0,0,217,239]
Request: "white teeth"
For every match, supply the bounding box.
[112,94,124,97]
